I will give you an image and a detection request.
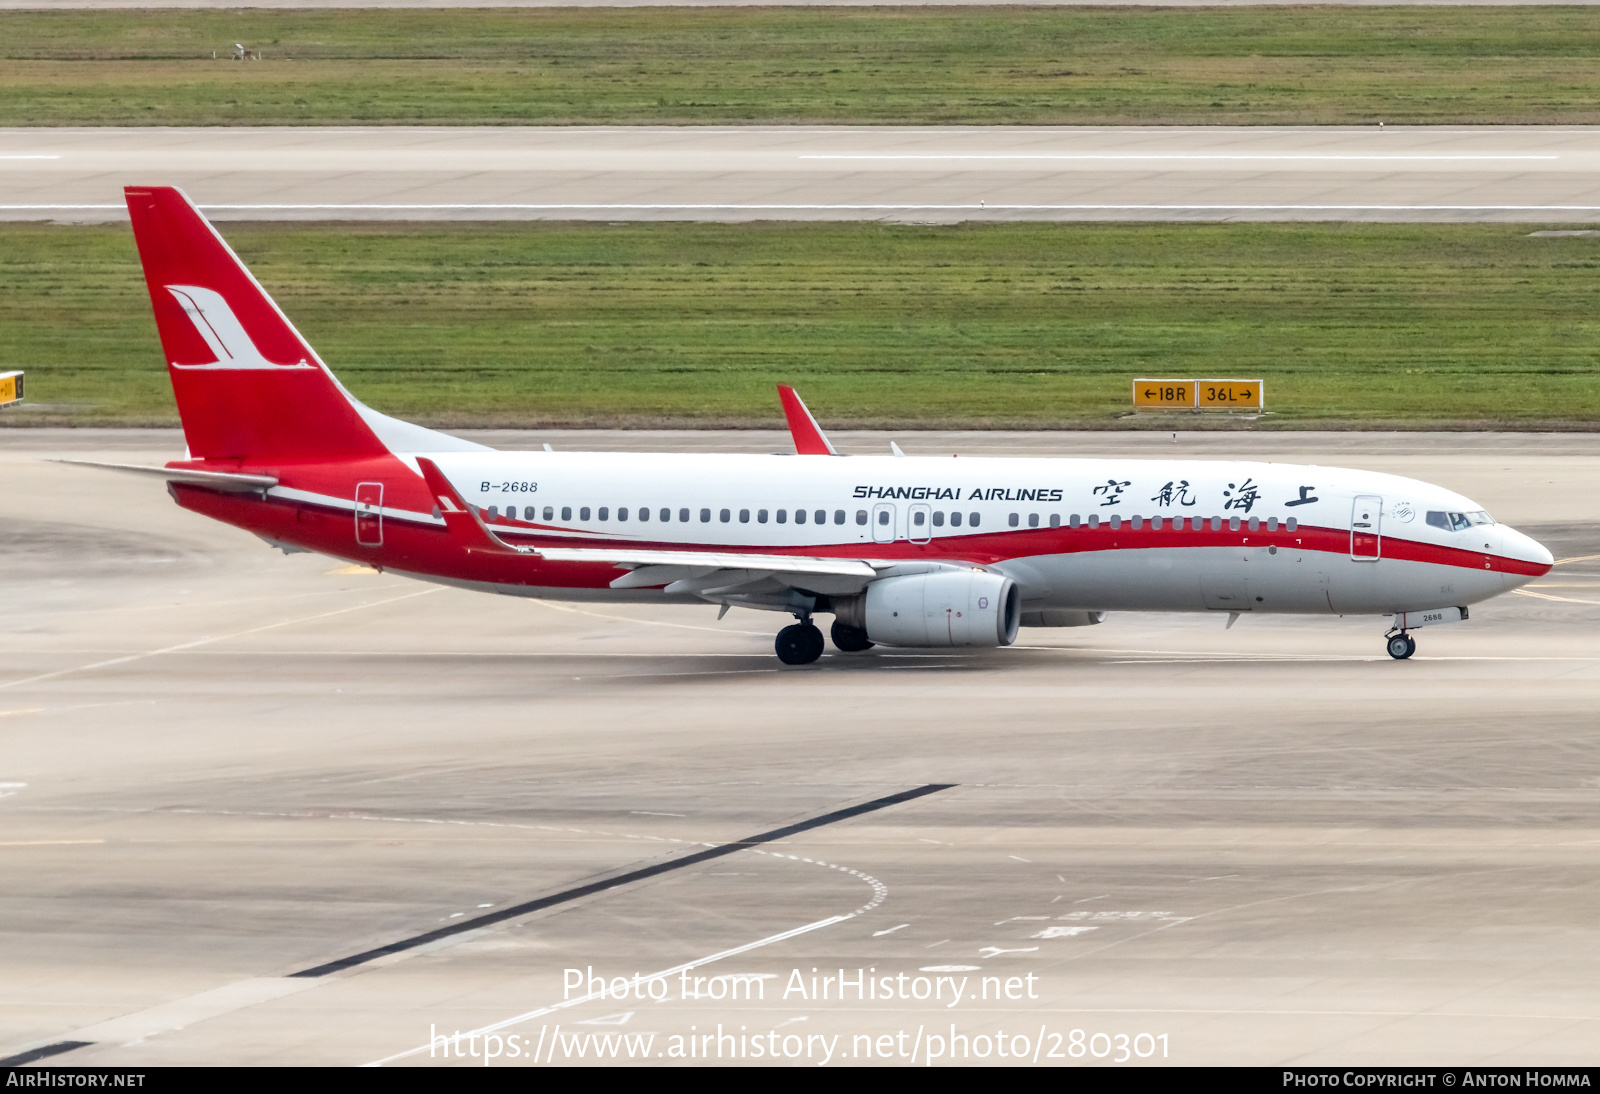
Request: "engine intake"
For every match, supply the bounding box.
[835,570,1019,648]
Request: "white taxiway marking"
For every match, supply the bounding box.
[361,845,885,1065]
[364,914,850,1066]
[0,155,58,160]
[0,588,440,693]
[801,154,1561,162]
[978,945,1040,958]
[1516,589,1600,607]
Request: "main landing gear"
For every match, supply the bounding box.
[830,620,874,653]
[775,620,825,665]
[1386,632,1417,660]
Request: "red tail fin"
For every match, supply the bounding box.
[125,186,387,463]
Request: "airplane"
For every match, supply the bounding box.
[69,186,1554,666]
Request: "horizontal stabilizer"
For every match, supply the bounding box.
[51,459,277,493]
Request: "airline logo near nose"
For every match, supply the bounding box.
[165,285,314,370]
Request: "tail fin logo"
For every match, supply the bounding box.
[165,285,313,371]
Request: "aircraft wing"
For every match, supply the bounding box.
[415,456,884,599]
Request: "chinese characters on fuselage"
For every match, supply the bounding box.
[851,479,1319,514]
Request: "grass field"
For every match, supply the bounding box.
[3,221,1599,430]
[5,7,1600,126]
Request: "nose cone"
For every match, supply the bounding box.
[1501,525,1554,582]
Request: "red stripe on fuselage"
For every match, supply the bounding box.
[176,484,1551,590]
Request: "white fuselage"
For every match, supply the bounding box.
[418,452,1552,617]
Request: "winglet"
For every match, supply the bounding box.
[777,385,837,456]
[415,457,528,556]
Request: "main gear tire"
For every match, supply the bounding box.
[1387,634,1416,660]
[776,623,825,665]
[830,621,874,652]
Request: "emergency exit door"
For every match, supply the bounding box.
[872,502,897,543]
[1350,495,1381,560]
[356,481,384,547]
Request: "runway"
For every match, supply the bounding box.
[6,126,1600,223]
[8,1,1592,7]
[2,427,1598,1066]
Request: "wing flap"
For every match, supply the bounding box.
[541,546,874,577]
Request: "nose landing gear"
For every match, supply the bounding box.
[1385,631,1416,660]
[775,620,825,665]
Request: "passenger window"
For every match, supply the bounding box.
[543,506,554,521]
[856,510,868,526]
[950,511,963,527]
[914,511,926,527]
[1211,516,1222,531]
[796,509,807,525]
[700,508,711,523]
[1008,513,1019,528]
[1088,515,1099,530]
[1286,517,1298,532]
[1110,515,1121,530]
[1027,513,1039,528]
[580,507,591,521]
[639,507,649,522]
[970,513,981,528]
[933,511,946,527]
[678,508,690,522]
[719,508,730,523]
[834,510,845,525]
[1267,516,1277,531]
[1229,516,1240,531]
[877,510,890,526]
[1150,515,1163,531]
[777,509,788,524]
[1069,514,1081,529]
[1049,514,1060,528]
[598,507,609,521]
[815,510,826,525]
[1248,516,1259,531]
[618,507,628,521]
[758,509,769,523]
[1130,515,1141,530]
[488,505,499,519]
[739,509,750,523]
[561,506,572,521]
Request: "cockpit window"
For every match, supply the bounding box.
[1427,509,1495,532]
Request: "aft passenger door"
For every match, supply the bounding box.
[1350,495,1381,561]
[356,481,384,547]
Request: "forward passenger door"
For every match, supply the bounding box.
[1350,495,1381,561]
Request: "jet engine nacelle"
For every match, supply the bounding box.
[835,570,1020,648]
